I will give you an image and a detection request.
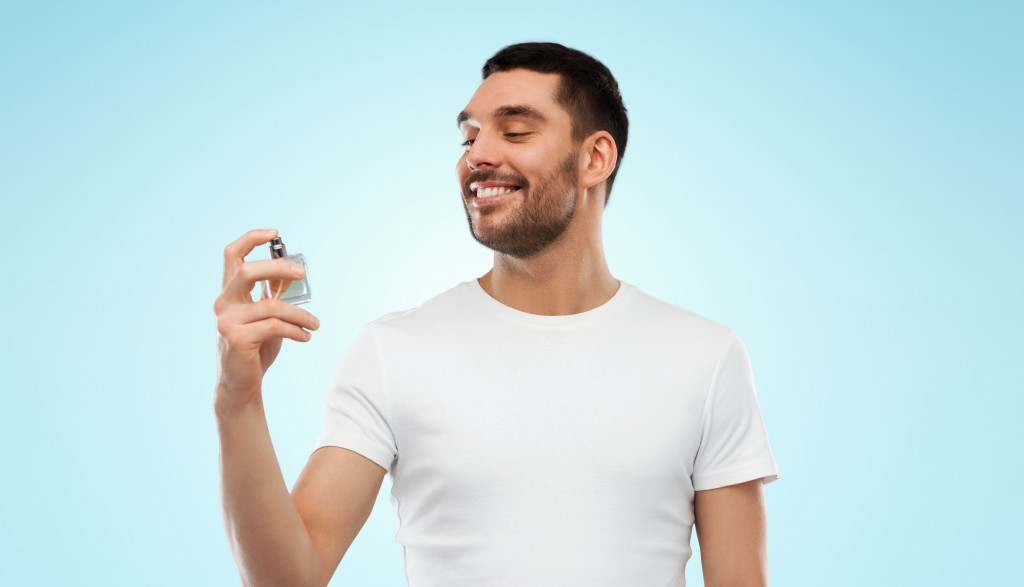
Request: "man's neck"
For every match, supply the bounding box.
[478,251,619,317]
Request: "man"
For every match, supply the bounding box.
[215,42,781,587]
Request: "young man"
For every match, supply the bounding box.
[215,42,781,587]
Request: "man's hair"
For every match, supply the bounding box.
[482,42,628,207]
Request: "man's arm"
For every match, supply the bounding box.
[217,399,323,587]
[693,478,769,587]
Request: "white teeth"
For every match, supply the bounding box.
[477,186,517,198]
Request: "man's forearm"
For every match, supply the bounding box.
[216,395,321,587]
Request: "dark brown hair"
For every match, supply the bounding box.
[482,42,628,206]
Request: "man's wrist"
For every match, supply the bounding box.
[213,385,264,422]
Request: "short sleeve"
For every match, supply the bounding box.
[691,330,781,491]
[313,323,398,473]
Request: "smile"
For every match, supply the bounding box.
[475,185,516,198]
[471,187,521,207]
[469,181,522,198]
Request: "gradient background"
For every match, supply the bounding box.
[2,1,1020,585]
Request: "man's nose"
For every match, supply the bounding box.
[466,132,501,170]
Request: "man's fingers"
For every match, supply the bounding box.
[232,298,321,332]
[250,317,312,344]
[222,228,279,289]
[219,316,311,347]
[223,258,306,302]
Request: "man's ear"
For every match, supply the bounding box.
[580,130,617,194]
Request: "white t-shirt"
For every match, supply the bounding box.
[314,278,781,587]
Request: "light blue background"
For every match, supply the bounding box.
[2,1,1020,585]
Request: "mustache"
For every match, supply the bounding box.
[462,170,529,195]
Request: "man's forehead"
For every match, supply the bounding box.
[458,69,564,127]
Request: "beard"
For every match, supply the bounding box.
[461,153,579,260]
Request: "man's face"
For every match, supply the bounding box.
[457,69,581,259]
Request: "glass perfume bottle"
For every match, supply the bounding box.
[260,236,312,305]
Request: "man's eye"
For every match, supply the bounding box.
[461,132,529,147]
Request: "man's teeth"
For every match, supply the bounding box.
[476,186,518,198]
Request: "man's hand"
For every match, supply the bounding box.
[213,228,320,415]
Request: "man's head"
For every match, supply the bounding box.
[482,42,628,204]
[457,43,627,259]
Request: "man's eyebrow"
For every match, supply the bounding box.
[457,104,547,127]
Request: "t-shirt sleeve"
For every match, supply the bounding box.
[312,322,398,474]
[691,330,781,491]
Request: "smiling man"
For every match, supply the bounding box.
[216,42,781,587]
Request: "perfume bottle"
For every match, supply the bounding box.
[260,236,312,305]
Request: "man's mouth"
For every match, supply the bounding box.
[476,186,518,198]
[469,181,522,198]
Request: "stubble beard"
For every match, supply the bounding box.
[462,153,579,260]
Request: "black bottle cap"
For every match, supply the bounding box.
[269,236,288,259]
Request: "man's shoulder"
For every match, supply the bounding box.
[625,284,734,342]
[365,280,470,329]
